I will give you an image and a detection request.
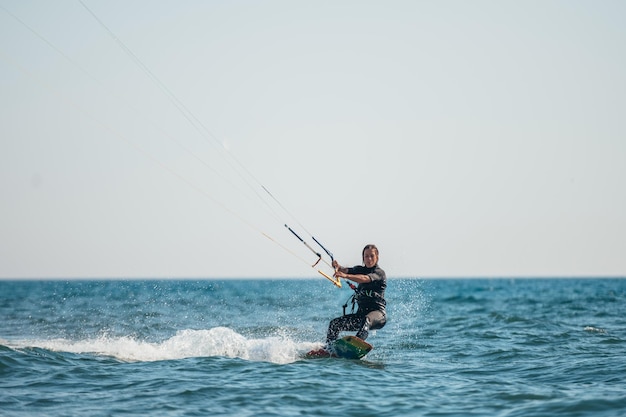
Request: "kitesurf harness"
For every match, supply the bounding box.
[342,285,386,316]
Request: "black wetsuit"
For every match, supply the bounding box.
[326,264,387,344]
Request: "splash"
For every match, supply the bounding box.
[583,326,607,334]
[8,327,320,364]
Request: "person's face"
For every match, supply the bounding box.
[363,248,378,268]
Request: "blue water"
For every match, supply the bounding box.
[1,278,625,416]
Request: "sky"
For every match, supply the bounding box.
[1,0,625,279]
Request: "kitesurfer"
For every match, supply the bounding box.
[326,244,387,346]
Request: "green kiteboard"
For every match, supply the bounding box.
[305,335,373,360]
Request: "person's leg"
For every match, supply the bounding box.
[326,314,363,344]
[355,310,386,340]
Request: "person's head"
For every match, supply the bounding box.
[362,244,379,268]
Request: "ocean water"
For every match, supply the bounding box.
[1,278,625,417]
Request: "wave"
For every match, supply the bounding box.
[3,327,321,365]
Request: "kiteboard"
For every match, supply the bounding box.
[305,335,373,360]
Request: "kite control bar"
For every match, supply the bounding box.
[285,224,341,287]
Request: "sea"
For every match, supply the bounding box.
[1,278,625,417]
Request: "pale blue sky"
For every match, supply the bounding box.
[1,1,625,279]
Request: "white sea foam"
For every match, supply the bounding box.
[583,326,607,334]
[10,327,320,364]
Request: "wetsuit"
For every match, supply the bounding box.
[326,264,387,344]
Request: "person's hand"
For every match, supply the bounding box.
[334,269,347,279]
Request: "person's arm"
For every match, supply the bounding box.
[332,260,372,283]
[335,269,372,284]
